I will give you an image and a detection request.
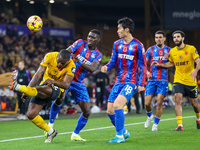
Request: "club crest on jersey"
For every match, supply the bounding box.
[179,55,182,59]
[91,53,95,58]
[119,45,123,49]
[129,45,133,50]
[53,69,58,74]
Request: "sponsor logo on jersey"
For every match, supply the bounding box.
[175,61,189,66]
[118,54,134,60]
[77,54,92,65]
[153,56,168,61]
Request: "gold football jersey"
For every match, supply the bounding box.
[169,44,199,86]
[40,52,76,91]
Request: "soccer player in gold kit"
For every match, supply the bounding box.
[9,50,76,142]
[152,30,200,131]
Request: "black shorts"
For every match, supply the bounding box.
[173,82,198,98]
[30,84,63,107]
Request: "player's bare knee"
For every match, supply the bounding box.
[26,111,36,120]
[175,98,182,105]
[145,101,151,107]
[157,100,163,108]
[83,110,90,118]
[113,103,121,110]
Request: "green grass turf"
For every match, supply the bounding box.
[0,106,199,150]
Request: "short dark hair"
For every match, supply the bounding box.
[172,30,185,37]
[59,49,71,60]
[90,29,101,38]
[155,30,166,37]
[117,17,135,33]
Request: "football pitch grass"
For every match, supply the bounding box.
[0,106,199,150]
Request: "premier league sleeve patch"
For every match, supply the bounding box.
[71,67,76,74]
[195,49,198,54]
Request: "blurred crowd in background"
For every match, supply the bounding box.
[1,11,200,118]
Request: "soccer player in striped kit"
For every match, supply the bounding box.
[144,30,171,131]
[47,29,102,141]
[101,17,146,143]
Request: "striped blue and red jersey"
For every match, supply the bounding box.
[146,45,171,81]
[106,38,147,87]
[70,39,102,83]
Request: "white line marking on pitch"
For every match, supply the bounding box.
[0,115,195,143]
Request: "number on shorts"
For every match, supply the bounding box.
[54,86,59,90]
[125,85,133,95]
[195,88,198,96]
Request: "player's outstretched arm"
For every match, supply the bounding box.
[72,54,101,73]
[151,61,174,68]
[44,74,74,90]
[28,66,46,87]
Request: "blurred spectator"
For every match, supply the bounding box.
[94,68,109,108]
[12,27,19,38]
[6,25,12,37]
[0,13,8,24]
[16,61,32,120]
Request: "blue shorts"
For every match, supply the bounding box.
[108,83,137,104]
[145,80,168,97]
[66,82,90,104]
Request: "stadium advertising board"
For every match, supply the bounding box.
[162,0,200,30]
[0,24,73,41]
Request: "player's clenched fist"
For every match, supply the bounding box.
[101,65,107,73]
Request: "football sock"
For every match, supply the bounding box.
[107,113,127,134]
[71,132,78,137]
[195,112,200,121]
[176,116,183,126]
[115,109,124,136]
[19,85,38,97]
[31,115,50,132]
[47,128,54,135]
[74,114,88,134]
[107,113,115,126]
[154,115,160,125]
[49,101,61,124]
[146,111,152,117]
